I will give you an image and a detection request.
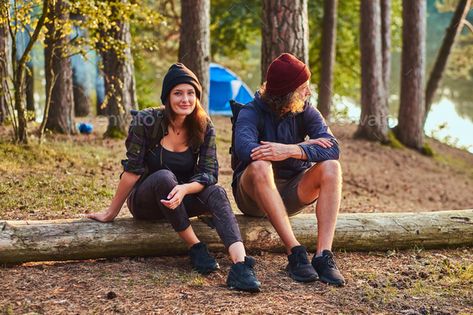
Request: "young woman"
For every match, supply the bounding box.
[87,63,260,292]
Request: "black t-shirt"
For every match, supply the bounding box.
[145,144,195,183]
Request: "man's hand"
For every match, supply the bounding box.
[303,138,334,148]
[86,210,118,223]
[251,141,297,161]
[161,184,188,210]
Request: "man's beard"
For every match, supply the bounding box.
[282,94,306,115]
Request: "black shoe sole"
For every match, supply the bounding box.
[194,263,220,275]
[227,282,261,293]
[318,275,345,287]
[287,270,319,283]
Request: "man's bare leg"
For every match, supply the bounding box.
[296,160,345,286]
[239,160,300,254]
[297,160,342,254]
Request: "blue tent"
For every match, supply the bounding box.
[209,63,253,116]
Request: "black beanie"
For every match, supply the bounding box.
[160,63,202,104]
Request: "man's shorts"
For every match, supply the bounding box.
[234,168,317,217]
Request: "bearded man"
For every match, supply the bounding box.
[232,53,345,286]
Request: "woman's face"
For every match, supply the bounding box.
[168,83,196,117]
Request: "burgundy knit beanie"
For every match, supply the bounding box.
[265,53,311,96]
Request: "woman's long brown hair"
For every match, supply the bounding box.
[164,97,209,149]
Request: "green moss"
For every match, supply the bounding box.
[421,143,435,156]
[104,127,127,139]
[385,130,404,149]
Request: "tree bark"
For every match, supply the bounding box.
[73,67,91,117]
[95,65,106,116]
[380,0,391,108]
[44,0,76,134]
[0,21,9,124]
[100,1,137,137]
[424,0,471,126]
[261,0,309,83]
[25,62,35,119]
[356,0,388,142]
[317,0,338,120]
[396,0,426,150]
[178,0,210,112]
[1,210,472,264]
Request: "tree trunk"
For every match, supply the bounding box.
[44,0,76,134]
[14,68,28,143]
[356,0,388,142]
[178,0,210,112]
[261,0,309,83]
[0,21,9,124]
[101,13,137,138]
[317,0,338,120]
[424,0,471,126]
[380,0,391,108]
[1,210,472,264]
[25,62,35,119]
[396,0,426,150]
[73,67,91,117]
[95,65,106,116]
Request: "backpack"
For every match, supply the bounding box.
[229,100,263,171]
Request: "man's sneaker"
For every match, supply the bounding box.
[311,250,346,286]
[227,256,261,293]
[286,245,319,282]
[189,242,219,275]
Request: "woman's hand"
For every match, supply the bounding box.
[161,184,188,210]
[86,209,118,223]
[86,171,140,223]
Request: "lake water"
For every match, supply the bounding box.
[332,96,473,153]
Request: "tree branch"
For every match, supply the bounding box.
[17,0,48,68]
[463,19,473,33]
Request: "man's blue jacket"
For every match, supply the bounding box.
[232,92,340,188]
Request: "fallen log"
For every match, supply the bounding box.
[1,210,472,264]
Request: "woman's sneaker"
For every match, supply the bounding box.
[189,242,219,275]
[311,250,346,286]
[286,245,319,282]
[227,256,261,293]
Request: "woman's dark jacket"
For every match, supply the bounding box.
[121,108,218,186]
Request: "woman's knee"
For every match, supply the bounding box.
[208,184,228,196]
[199,184,230,205]
[147,169,178,191]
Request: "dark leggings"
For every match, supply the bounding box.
[127,169,242,249]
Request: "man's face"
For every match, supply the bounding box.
[295,81,311,102]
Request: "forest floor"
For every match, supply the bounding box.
[0,116,472,314]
